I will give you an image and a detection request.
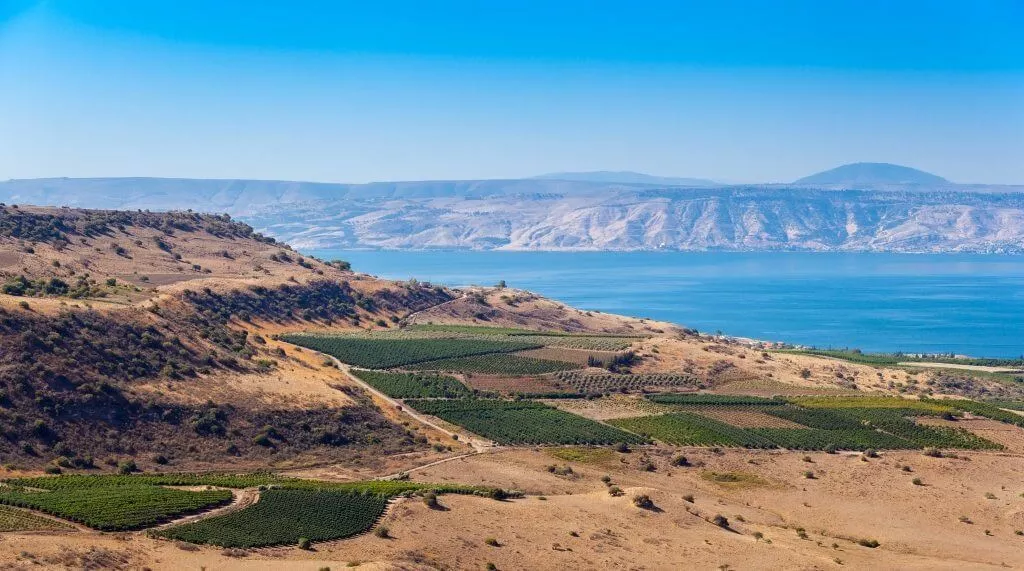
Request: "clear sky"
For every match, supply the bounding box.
[1,0,1022,184]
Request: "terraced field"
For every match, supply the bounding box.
[0,474,504,542]
[554,372,702,393]
[691,408,806,429]
[748,428,916,450]
[350,370,473,398]
[282,334,540,369]
[0,482,232,531]
[604,393,1013,450]
[0,504,73,532]
[648,394,786,406]
[543,396,679,420]
[405,353,582,375]
[156,489,389,547]
[405,399,645,445]
[515,347,620,366]
[609,412,778,447]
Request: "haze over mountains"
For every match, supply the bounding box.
[794,162,950,186]
[1,163,1022,253]
[533,171,718,186]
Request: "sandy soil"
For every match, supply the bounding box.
[4,446,1023,570]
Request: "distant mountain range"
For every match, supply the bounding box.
[1,164,1022,253]
[533,171,718,186]
[794,162,949,186]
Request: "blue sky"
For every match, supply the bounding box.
[1,1,1022,183]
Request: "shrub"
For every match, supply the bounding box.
[863,449,878,458]
[374,526,389,538]
[712,514,729,528]
[422,491,439,509]
[632,494,655,509]
[682,494,694,503]
[912,478,923,486]
[803,471,816,479]
[118,460,138,474]
[607,486,624,497]
[297,537,311,550]
[671,455,690,467]
[484,537,500,547]
[923,447,943,457]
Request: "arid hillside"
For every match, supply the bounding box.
[0,205,1022,570]
[0,205,461,472]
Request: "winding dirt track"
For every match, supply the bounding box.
[152,487,260,530]
[323,355,495,452]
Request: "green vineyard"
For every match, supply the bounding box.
[351,370,473,398]
[2,473,283,490]
[647,394,785,406]
[405,353,582,375]
[763,406,866,429]
[156,489,389,547]
[748,428,915,450]
[406,399,645,445]
[0,482,232,531]
[609,412,778,447]
[0,504,72,532]
[930,398,1024,428]
[281,334,540,369]
[612,395,1007,450]
[553,372,701,393]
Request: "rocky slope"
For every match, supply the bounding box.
[248,187,1024,253]
[3,177,1024,252]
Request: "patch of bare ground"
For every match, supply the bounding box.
[689,408,806,428]
[543,395,678,420]
[2,439,1024,569]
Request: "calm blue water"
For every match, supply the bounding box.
[303,250,1024,358]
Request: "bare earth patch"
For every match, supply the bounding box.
[690,408,806,429]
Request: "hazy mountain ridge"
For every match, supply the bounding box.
[794,162,950,186]
[244,187,1024,253]
[3,175,1024,253]
[533,170,718,186]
